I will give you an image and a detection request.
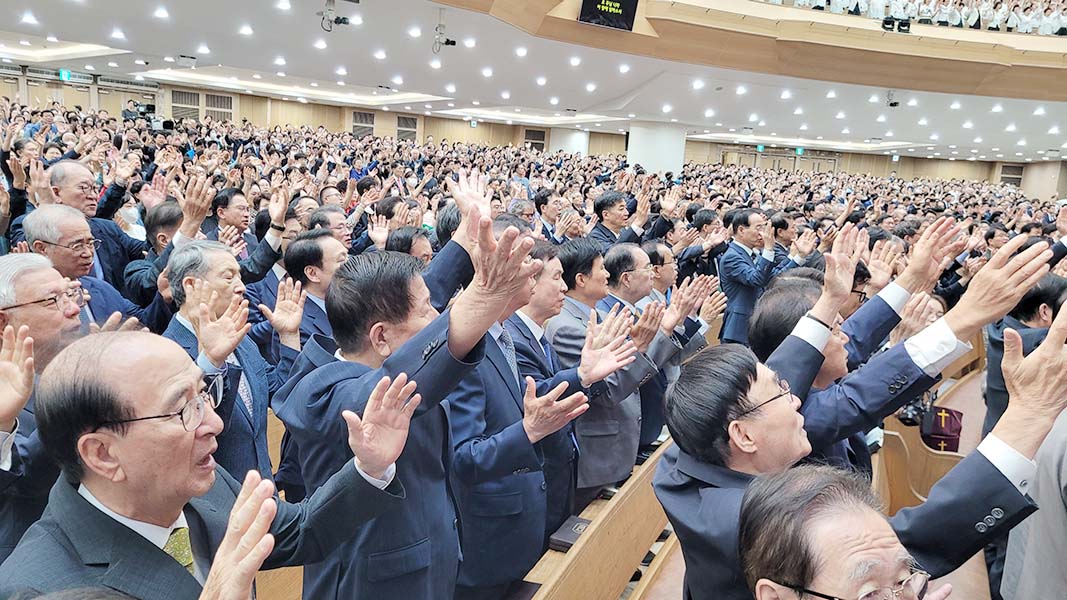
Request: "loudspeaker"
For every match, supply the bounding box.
[882,17,896,31]
[897,19,912,33]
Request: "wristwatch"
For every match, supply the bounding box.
[270,223,285,232]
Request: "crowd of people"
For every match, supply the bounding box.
[0,95,1066,600]
[759,0,1067,34]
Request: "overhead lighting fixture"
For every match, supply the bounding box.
[134,59,147,65]
[835,111,845,119]
[336,66,347,76]
[84,64,95,71]
[907,98,918,107]
[1018,139,1027,146]
[407,26,422,38]
[154,6,170,19]
[549,97,559,105]
[135,75,145,81]
[736,85,747,95]
[693,79,705,90]
[974,137,983,143]
[704,108,715,118]
[885,131,894,137]
[351,15,363,25]
[110,28,126,40]
[793,107,803,115]
[780,90,792,100]
[46,35,58,42]
[314,39,327,50]
[618,64,630,74]
[164,55,175,62]
[800,124,808,130]
[868,94,879,103]
[392,75,404,85]
[749,113,758,122]
[662,104,673,114]
[276,0,291,9]
[1050,126,1061,135]
[297,97,307,104]
[1034,106,1046,116]
[1006,123,1017,132]
[929,133,939,140]
[962,121,973,129]
[463,38,476,48]
[336,80,345,86]
[276,71,286,77]
[448,103,455,108]
[472,100,480,105]
[445,83,456,93]
[876,114,886,122]
[950,101,961,109]
[842,128,850,134]
[515,47,527,57]
[310,82,318,87]
[197,44,211,54]
[274,56,286,66]
[239,24,254,35]
[585,82,596,92]
[991,104,1003,113]
[501,90,510,99]
[18,40,31,47]
[107,61,118,67]
[252,73,262,79]
[670,119,678,123]
[826,90,837,99]
[429,58,441,69]
[758,120,766,127]
[536,76,547,86]
[20,11,38,25]
[628,113,636,118]
[918,118,928,126]
[570,56,582,67]
[482,67,493,78]
[373,49,386,60]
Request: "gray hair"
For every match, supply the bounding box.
[24,204,86,246]
[0,253,53,307]
[165,240,233,308]
[48,159,92,189]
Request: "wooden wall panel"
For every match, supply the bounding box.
[839,153,892,177]
[589,132,626,156]
[61,85,90,112]
[239,95,268,126]
[425,116,496,144]
[24,80,63,107]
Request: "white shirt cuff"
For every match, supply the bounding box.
[789,254,807,266]
[903,317,972,377]
[197,351,224,375]
[977,433,1037,496]
[0,420,17,471]
[263,230,282,252]
[353,460,396,489]
[792,315,833,353]
[877,282,911,316]
[629,224,644,236]
[173,230,194,248]
[760,248,775,261]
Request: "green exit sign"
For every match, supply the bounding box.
[58,69,71,81]
[756,145,765,153]
[796,147,805,156]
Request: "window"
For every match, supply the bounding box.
[352,111,375,138]
[397,116,418,142]
[171,90,201,121]
[204,93,233,122]
[524,128,547,152]
[1000,164,1023,187]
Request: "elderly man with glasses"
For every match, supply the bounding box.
[24,205,173,334]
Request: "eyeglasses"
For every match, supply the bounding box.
[623,264,654,275]
[1,286,86,311]
[72,183,100,195]
[39,238,102,254]
[737,379,792,418]
[851,288,869,305]
[94,374,223,433]
[787,569,929,600]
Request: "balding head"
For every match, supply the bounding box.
[48,160,99,217]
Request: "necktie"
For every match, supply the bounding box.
[539,335,557,371]
[164,527,195,574]
[226,355,255,417]
[498,327,522,393]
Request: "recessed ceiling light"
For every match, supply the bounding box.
[463,38,476,48]
[885,131,894,137]
[448,103,455,108]
[429,58,441,69]
[997,153,1004,157]
[950,101,961,109]
[962,121,974,129]
[252,73,262,79]
[704,108,715,118]
[715,122,723,126]
[407,26,422,38]
[392,75,404,85]
[826,90,836,99]
[46,35,58,42]
[693,79,706,90]
[842,128,850,134]
[618,64,630,74]
[109,26,124,39]
[948,144,957,149]
[197,44,211,54]
[20,11,38,25]
[991,104,1003,113]
[404,106,411,110]
[585,82,596,92]
[835,111,845,119]
[793,107,803,115]
[501,90,510,99]
[662,104,673,114]
[445,83,456,93]
[154,6,170,19]
[373,49,386,60]
[336,80,345,86]
[758,120,766,127]
[310,82,318,87]
[136,75,145,81]
[472,100,480,106]
[350,14,363,25]
[84,64,95,71]
[297,97,308,104]
[274,56,286,66]
[868,94,879,103]
[505,119,513,125]
[482,67,493,78]
[749,113,758,122]
[1034,106,1046,116]
[18,40,31,47]
[1018,139,1027,146]
[780,90,792,100]
[239,24,253,35]
[382,106,390,111]
[276,71,285,77]
[876,114,886,122]
[555,113,562,117]
[918,118,928,126]
[974,137,983,143]
[929,133,939,140]
[549,97,559,105]
[736,85,747,95]
[276,0,291,9]
[1006,123,1017,132]
[335,66,348,76]
[164,55,175,62]
[800,124,808,130]
[1050,126,1061,135]
[907,98,918,107]
[107,61,118,67]
[424,104,433,109]
[536,76,547,86]
[570,57,582,67]
[670,118,678,123]
[515,47,527,57]
[314,39,327,50]
[628,113,636,118]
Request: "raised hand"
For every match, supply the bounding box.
[521,378,588,443]
[577,320,637,386]
[258,278,306,348]
[469,212,542,300]
[589,306,632,350]
[199,472,277,600]
[28,160,55,205]
[342,373,421,479]
[218,225,241,250]
[889,292,940,346]
[191,283,250,368]
[178,174,215,237]
[671,227,700,254]
[630,301,665,353]
[794,229,818,258]
[865,239,902,293]
[0,326,34,432]
[367,214,390,249]
[896,217,962,293]
[699,290,728,322]
[6,157,25,191]
[583,214,600,236]
[449,169,493,218]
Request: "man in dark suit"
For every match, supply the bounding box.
[282,229,348,347]
[163,240,305,481]
[245,209,303,359]
[718,208,777,345]
[653,228,1055,600]
[274,205,542,600]
[0,331,417,598]
[587,190,650,252]
[24,205,173,333]
[204,187,258,258]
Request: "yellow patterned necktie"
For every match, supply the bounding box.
[163,527,195,574]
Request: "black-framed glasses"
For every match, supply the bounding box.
[94,375,223,433]
[738,379,792,418]
[39,238,102,254]
[851,287,869,305]
[786,569,929,600]
[1,286,86,312]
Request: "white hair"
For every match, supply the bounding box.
[166,240,234,308]
[0,253,53,307]
[23,204,86,246]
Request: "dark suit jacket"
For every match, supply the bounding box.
[0,392,58,564]
[0,463,405,598]
[718,242,775,344]
[90,219,149,298]
[273,311,485,600]
[80,276,174,334]
[205,226,259,256]
[163,318,297,481]
[245,268,281,361]
[588,222,639,252]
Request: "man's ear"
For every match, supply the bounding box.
[367,321,392,357]
[753,579,791,600]
[728,419,759,456]
[78,431,126,483]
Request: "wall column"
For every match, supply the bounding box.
[627,122,687,175]
[549,127,589,155]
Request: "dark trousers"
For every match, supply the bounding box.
[919,18,934,24]
[984,533,1009,600]
[455,583,514,600]
[574,486,601,515]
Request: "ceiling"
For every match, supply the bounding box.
[2,0,1066,162]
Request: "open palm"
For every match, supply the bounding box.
[343,374,421,479]
[0,326,35,427]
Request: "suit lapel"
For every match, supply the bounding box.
[233,341,261,432]
[485,337,523,408]
[510,317,552,374]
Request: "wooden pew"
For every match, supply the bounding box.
[524,441,674,600]
[630,533,685,600]
[882,417,964,515]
